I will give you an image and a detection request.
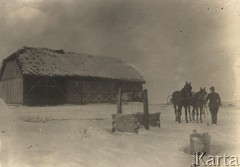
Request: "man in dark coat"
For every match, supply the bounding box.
[206,87,222,124]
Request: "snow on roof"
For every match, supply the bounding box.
[2,46,145,83]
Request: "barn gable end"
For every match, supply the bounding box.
[0,59,22,81]
[0,59,23,104]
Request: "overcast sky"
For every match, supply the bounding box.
[0,0,239,103]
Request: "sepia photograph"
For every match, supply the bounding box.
[0,0,239,166]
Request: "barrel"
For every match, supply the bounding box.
[190,133,211,154]
[190,134,205,153]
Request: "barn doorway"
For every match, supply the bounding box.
[23,77,66,106]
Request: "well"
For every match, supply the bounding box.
[112,114,139,134]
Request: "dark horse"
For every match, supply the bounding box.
[172,82,192,123]
[190,87,207,123]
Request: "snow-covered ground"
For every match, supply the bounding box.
[0,100,240,167]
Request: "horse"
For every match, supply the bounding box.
[172,82,192,123]
[190,87,207,123]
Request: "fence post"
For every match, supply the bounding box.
[117,88,122,114]
[142,89,149,130]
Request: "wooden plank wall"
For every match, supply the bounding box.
[0,60,23,104]
[0,78,23,104]
[1,60,21,80]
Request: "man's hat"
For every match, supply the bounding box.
[210,86,215,90]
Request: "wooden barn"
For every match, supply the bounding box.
[0,46,145,105]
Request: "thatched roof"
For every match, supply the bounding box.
[3,46,145,83]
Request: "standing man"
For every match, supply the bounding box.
[206,87,222,124]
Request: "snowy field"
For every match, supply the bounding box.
[0,100,240,167]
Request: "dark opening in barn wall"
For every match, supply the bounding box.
[23,76,66,106]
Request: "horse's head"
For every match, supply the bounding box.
[182,82,192,98]
[199,87,207,102]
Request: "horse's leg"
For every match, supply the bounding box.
[202,105,206,118]
[185,106,188,123]
[174,104,178,122]
[188,105,192,121]
[200,106,203,123]
[178,105,182,123]
[196,107,199,123]
[192,107,195,121]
